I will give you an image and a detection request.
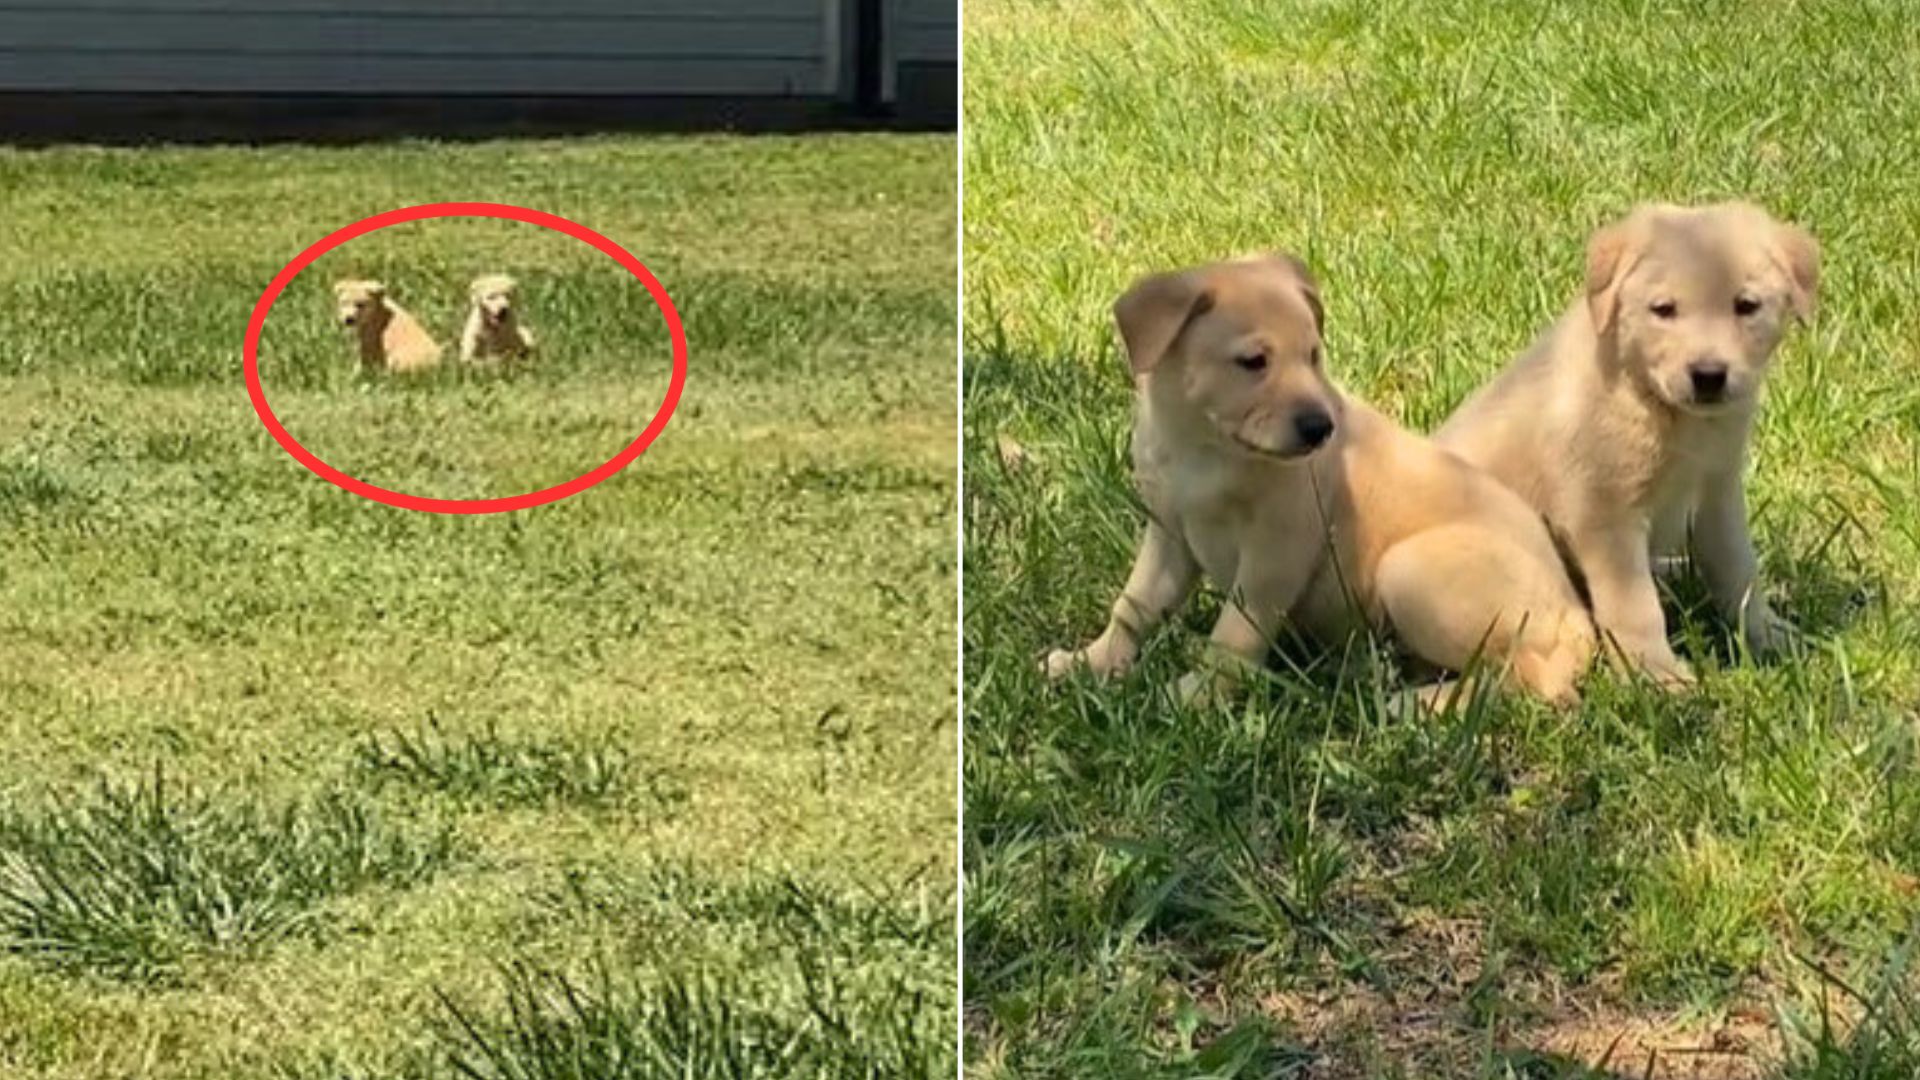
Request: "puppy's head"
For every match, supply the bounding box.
[334,279,386,329]
[1585,202,1818,414]
[470,274,519,324]
[1115,253,1339,461]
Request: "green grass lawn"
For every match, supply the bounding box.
[0,133,956,1078]
[963,1,1920,1076]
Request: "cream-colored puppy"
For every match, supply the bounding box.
[1044,254,1595,705]
[460,274,536,364]
[1436,202,1817,686]
[334,280,442,373]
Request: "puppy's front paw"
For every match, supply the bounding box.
[1042,633,1138,681]
[1174,665,1245,709]
[1744,611,1801,657]
[1041,647,1090,681]
[1602,636,1696,692]
[1174,669,1215,708]
[1644,656,1697,691]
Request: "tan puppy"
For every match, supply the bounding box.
[1436,202,1818,686]
[334,280,442,373]
[460,274,536,364]
[1044,254,1595,705]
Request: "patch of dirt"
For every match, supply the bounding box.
[1263,983,1778,1079]
[1527,1006,1778,1079]
[1257,913,1789,1079]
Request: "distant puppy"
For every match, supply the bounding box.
[334,279,442,373]
[460,274,536,364]
[1436,202,1818,686]
[1044,254,1595,705]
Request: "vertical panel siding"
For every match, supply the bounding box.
[0,0,836,95]
[891,0,954,64]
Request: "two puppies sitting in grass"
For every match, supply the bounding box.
[1048,201,1816,707]
[333,275,535,374]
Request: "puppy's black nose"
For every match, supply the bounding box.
[1689,361,1729,400]
[1293,408,1335,448]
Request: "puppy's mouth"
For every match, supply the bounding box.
[1231,434,1319,462]
[1674,386,1749,414]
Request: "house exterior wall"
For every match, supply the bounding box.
[0,0,836,96]
[893,0,954,65]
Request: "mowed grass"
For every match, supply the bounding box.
[0,133,955,1078]
[964,1,1920,1076]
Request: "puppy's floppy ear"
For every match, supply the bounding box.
[1266,251,1325,335]
[1770,221,1820,319]
[365,281,387,299]
[1114,269,1212,375]
[1584,218,1637,336]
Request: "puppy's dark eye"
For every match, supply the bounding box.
[1733,295,1761,316]
[1308,347,1322,367]
[1234,352,1268,372]
[1649,300,1678,319]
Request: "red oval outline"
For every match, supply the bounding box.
[242,201,686,515]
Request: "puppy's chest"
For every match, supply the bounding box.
[472,313,520,341]
[1139,452,1319,587]
[358,321,393,357]
[1632,416,1743,521]
[1592,409,1741,516]
[1647,435,1747,550]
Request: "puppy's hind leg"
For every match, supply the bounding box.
[1375,527,1596,706]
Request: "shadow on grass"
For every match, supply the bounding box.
[1657,541,1875,674]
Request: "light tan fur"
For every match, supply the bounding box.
[333,279,441,373]
[460,274,536,364]
[1435,202,1818,686]
[1044,254,1596,706]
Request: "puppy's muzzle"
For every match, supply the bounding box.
[1293,407,1335,449]
[1234,406,1336,460]
[1688,360,1730,403]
